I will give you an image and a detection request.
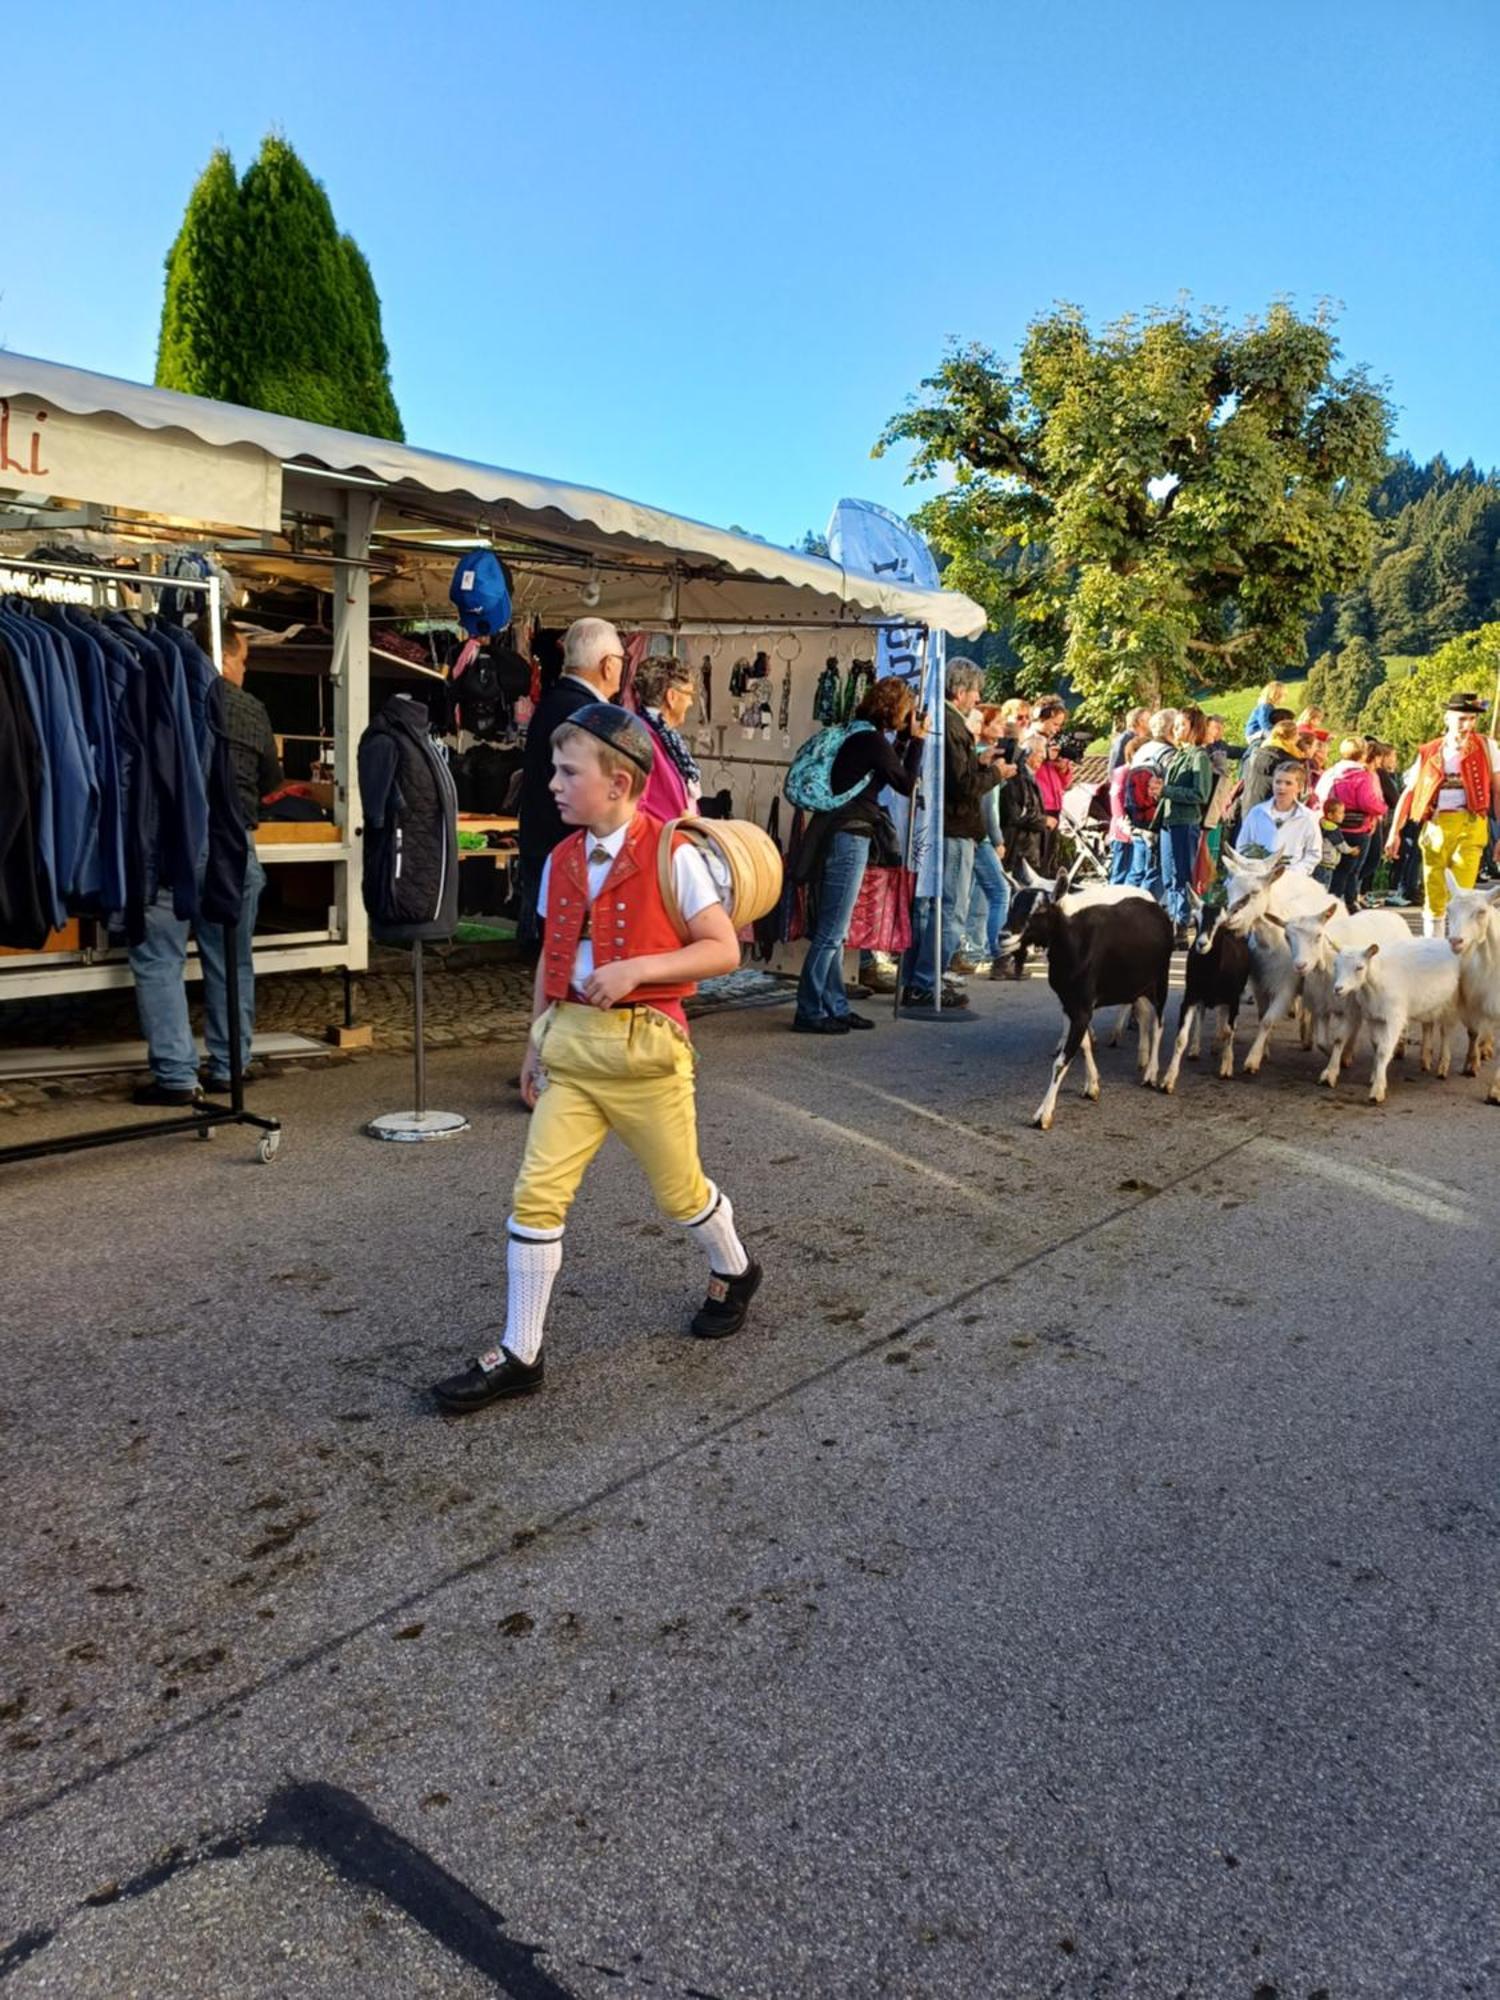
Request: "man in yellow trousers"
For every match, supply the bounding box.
[1387,690,1500,935]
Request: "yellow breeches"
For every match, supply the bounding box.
[1419,810,1487,918]
[511,1003,710,1233]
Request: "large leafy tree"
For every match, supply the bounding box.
[876,301,1391,718]
[156,137,403,440]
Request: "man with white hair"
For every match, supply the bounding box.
[518,617,626,933]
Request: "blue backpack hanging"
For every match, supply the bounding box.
[783,720,874,813]
[449,550,513,636]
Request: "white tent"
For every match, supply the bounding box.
[0,353,984,636]
[0,352,983,1001]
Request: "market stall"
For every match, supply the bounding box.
[0,350,985,1007]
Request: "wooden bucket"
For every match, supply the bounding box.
[657,817,784,942]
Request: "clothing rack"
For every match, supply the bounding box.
[0,556,282,1168]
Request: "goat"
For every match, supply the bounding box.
[1220,848,1329,1072]
[1441,871,1500,1103]
[1159,905,1252,1093]
[1273,901,1413,1075]
[1329,938,1464,1103]
[1021,875,1173,1129]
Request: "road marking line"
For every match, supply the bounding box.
[1250,1136,1480,1229]
[717,1080,1004,1209]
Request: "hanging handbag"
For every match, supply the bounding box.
[845,865,916,954]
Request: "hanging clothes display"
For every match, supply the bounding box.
[357,693,460,944]
[0,596,241,949]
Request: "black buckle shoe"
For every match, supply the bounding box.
[131,1081,202,1107]
[689,1260,762,1339]
[433,1347,544,1412]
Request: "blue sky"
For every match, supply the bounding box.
[3,0,1496,546]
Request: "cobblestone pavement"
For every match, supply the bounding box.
[0,950,790,1114]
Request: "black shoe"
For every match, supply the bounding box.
[200,1070,256,1095]
[843,1012,876,1029]
[131,1081,201,1107]
[791,1016,851,1035]
[900,987,935,1007]
[689,1260,762,1339]
[433,1347,544,1412]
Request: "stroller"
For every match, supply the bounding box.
[1058,778,1113,888]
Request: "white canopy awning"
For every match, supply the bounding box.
[0,352,985,638]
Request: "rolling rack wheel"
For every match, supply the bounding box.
[257,1130,282,1165]
[197,1124,216,1141]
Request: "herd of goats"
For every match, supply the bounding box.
[1007,853,1500,1130]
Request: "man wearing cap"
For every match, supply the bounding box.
[516,617,627,937]
[1386,691,1500,934]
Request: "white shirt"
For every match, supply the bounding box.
[1237,800,1323,875]
[538,821,720,990]
[1403,734,1500,812]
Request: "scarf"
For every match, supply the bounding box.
[647,708,701,789]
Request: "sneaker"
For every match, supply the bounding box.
[690,1260,763,1339]
[433,1346,544,1412]
[949,955,979,976]
[131,1081,201,1107]
[939,981,970,1009]
[863,964,899,994]
[970,959,994,977]
[900,986,935,1007]
[843,1012,876,1030]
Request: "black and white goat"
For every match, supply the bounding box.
[1019,877,1173,1129]
[1158,903,1252,1094]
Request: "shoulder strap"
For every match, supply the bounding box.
[656,816,688,942]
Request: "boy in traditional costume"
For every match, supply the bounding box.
[434,704,761,1413]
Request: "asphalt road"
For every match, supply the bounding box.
[2,972,1497,1999]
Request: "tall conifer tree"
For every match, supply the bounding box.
[155,136,403,440]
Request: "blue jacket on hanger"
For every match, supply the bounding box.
[0,606,98,926]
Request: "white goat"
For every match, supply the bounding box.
[1275,900,1412,1065]
[1220,848,1330,1073]
[1441,871,1500,1103]
[1328,938,1464,1103]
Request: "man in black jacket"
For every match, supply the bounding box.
[901,657,1002,1005]
[517,617,626,936]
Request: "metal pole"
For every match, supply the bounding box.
[929,631,947,1002]
[411,941,426,1118]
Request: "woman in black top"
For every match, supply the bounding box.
[793,678,925,1034]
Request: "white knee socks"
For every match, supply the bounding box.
[492,1220,563,1367]
[682,1183,750,1278]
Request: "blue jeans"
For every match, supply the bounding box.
[963,841,1011,957]
[796,832,870,1022]
[902,837,975,994]
[1160,822,1200,925]
[1330,832,1370,911]
[1108,839,1132,884]
[1125,831,1163,900]
[130,850,267,1086]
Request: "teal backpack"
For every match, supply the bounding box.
[783,720,875,812]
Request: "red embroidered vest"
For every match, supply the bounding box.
[542,813,694,1027]
[1409,733,1491,823]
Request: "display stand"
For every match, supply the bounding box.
[366,942,469,1142]
[0,556,284,1169]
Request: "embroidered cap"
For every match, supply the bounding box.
[1444,690,1490,715]
[562,701,656,774]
